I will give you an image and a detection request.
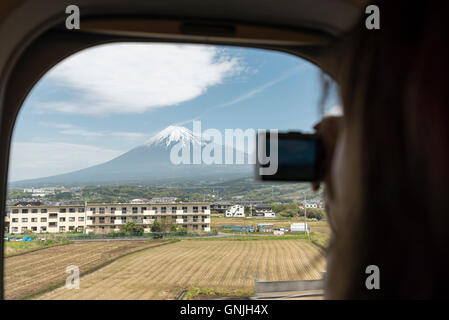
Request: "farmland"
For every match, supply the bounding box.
[4,240,171,299]
[211,216,331,235]
[36,238,326,300]
[4,239,72,257]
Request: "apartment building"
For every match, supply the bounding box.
[8,204,86,234]
[7,202,211,234]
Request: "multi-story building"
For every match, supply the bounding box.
[7,202,211,234]
[84,202,211,234]
[8,204,86,234]
[210,202,232,214]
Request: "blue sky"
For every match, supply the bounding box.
[9,43,340,181]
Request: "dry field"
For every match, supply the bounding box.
[4,240,169,299]
[37,239,326,300]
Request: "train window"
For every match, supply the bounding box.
[5,43,338,300]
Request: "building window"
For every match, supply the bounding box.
[59,226,66,232]
[69,208,75,213]
[40,226,47,232]
[69,217,75,222]
[49,222,57,227]
[59,217,66,222]
[41,209,47,213]
[89,208,96,213]
[49,213,58,218]
[12,218,18,223]
[171,207,177,213]
[31,218,38,222]
[99,207,105,214]
[22,218,28,223]
[141,207,147,213]
[122,207,127,214]
[78,208,84,213]
[59,208,66,213]
[193,206,198,213]
[31,227,37,231]
[110,207,116,213]
[21,227,28,232]
[193,225,199,230]
[12,209,18,214]
[201,206,207,212]
[78,217,84,222]
[182,215,188,222]
[22,209,28,214]
[132,207,138,214]
[182,206,188,213]
[32,209,38,213]
[161,207,166,213]
[152,207,158,212]
[41,218,47,222]
[69,226,75,231]
[12,227,18,233]
[193,216,198,222]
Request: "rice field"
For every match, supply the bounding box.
[36,239,326,300]
[4,240,169,299]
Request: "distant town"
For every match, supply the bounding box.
[4,183,325,235]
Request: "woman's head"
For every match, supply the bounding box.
[325,0,449,298]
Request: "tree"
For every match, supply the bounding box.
[272,203,301,217]
[298,208,325,220]
[120,221,144,233]
[170,224,177,232]
[151,220,162,233]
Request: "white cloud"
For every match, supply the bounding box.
[110,131,147,139]
[41,122,148,140]
[8,142,122,181]
[59,128,104,137]
[38,43,242,115]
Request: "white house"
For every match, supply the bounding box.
[252,204,276,218]
[225,205,245,217]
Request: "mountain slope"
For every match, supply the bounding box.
[12,126,253,186]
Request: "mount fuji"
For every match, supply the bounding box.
[12,126,253,186]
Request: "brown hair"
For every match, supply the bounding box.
[326,0,449,298]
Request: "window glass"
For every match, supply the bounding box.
[5,43,337,300]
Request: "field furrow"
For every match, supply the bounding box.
[13,238,326,300]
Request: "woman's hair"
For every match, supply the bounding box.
[326,0,449,298]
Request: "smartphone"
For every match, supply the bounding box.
[255,131,324,182]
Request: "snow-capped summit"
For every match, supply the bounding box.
[14,125,252,185]
[145,125,203,148]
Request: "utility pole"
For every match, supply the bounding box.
[303,192,307,234]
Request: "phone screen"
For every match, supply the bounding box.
[256,132,322,182]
